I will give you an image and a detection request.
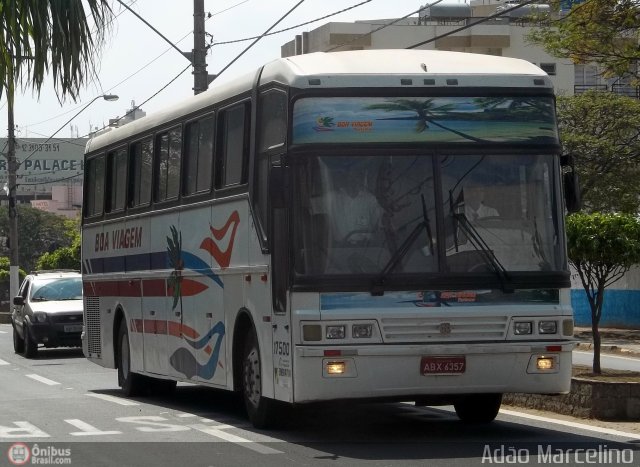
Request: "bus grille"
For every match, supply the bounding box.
[85,296,102,356]
[380,316,508,342]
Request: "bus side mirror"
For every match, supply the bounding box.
[270,165,288,210]
[563,170,581,213]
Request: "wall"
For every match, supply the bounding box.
[571,267,640,329]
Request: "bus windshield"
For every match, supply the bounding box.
[292,153,565,280]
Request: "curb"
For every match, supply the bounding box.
[575,342,640,356]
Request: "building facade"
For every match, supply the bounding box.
[281,0,635,98]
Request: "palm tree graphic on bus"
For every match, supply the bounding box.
[166,210,240,380]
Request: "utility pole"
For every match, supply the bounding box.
[6,81,19,304]
[192,0,209,95]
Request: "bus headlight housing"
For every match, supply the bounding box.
[538,320,557,334]
[34,312,48,323]
[514,321,532,335]
[352,324,373,338]
[326,325,345,339]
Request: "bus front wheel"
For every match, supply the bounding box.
[454,394,502,423]
[242,329,276,428]
[117,322,148,396]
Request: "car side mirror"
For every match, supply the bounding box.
[13,296,24,306]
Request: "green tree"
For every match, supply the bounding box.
[556,90,640,213]
[0,206,76,272]
[528,0,640,83]
[35,217,80,271]
[0,257,26,307]
[566,212,640,373]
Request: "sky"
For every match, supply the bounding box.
[0,0,464,141]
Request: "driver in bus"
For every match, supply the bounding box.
[329,166,382,245]
[464,183,499,220]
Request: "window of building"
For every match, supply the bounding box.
[85,155,105,217]
[129,137,153,207]
[539,63,556,76]
[216,103,249,189]
[155,127,182,202]
[184,114,215,195]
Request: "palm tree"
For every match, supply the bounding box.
[0,0,113,103]
[0,1,112,305]
[365,98,486,142]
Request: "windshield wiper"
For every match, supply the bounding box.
[452,212,513,293]
[371,194,434,296]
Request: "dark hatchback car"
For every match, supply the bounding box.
[11,271,83,358]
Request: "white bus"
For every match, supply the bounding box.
[82,49,577,428]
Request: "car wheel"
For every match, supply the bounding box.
[117,322,148,396]
[23,322,38,358]
[12,323,24,354]
[454,394,502,423]
[242,329,276,428]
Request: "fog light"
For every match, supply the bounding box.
[538,321,557,334]
[326,325,345,339]
[326,361,346,375]
[352,324,372,338]
[537,356,554,370]
[514,321,532,335]
[303,324,322,341]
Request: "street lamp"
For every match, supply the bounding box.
[6,93,119,308]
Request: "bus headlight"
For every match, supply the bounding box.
[537,356,555,370]
[514,321,532,335]
[538,321,557,334]
[352,324,373,338]
[326,325,345,339]
[326,361,346,375]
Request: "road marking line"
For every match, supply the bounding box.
[0,330,7,334]
[85,393,139,406]
[190,424,283,454]
[176,413,198,418]
[501,409,640,440]
[0,358,10,366]
[65,419,122,436]
[575,350,640,363]
[26,374,60,386]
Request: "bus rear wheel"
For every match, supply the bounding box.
[117,322,148,396]
[454,394,502,423]
[242,329,276,428]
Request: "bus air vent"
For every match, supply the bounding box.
[85,296,102,356]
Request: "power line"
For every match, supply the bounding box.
[211,0,372,47]
[214,0,308,80]
[324,1,441,52]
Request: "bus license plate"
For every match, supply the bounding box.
[421,356,466,375]
[64,325,83,333]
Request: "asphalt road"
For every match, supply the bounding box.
[1,323,639,467]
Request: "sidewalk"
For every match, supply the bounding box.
[574,326,640,356]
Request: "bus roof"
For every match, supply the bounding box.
[86,49,551,154]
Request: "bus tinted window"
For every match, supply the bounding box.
[130,137,153,207]
[107,147,127,212]
[85,155,105,217]
[258,90,286,152]
[184,115,214,195]
[217,103,248,188]
[156,127,181,201]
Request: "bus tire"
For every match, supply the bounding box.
[454,394,502,423]
[23,322,38,358]
[13,323,24,354]
[117,322,148,396]
[242,329,276,428]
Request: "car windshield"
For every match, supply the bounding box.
[30,277,83,301]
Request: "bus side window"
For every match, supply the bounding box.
[129,137,153,208]
[155,126,182,202]
[84,155,106,218]
[255,89,287,246]
[106,146,128,213]
[184,114,214,196]
[216,102,250,189]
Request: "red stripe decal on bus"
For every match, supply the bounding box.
[167,278,208,297]
[82,278,207,298]
[200,210,240,268]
